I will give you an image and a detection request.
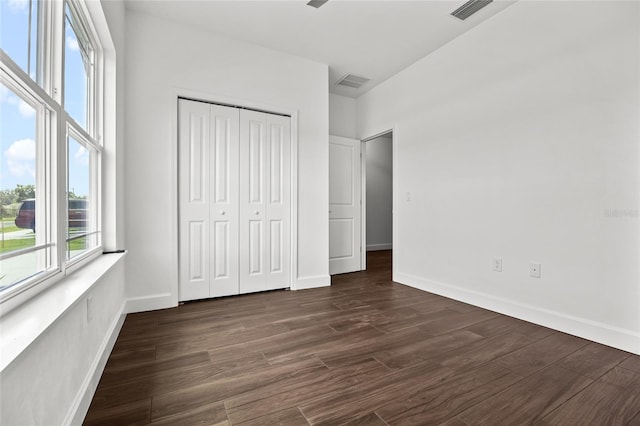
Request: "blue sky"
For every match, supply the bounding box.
[1,0,89,198]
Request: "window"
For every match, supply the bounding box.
[0,0,41,85]
[0,80,54,289]
[67,130,98,260]
[64,2,93,130]
[0,0,103,301]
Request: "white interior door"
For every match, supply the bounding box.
[179,99,291,301]
[329,135,362,275]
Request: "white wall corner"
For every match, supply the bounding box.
[65,302,127,426]
[395,272,640,355]
[293,275,331,291]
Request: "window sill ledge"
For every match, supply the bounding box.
[0,251,126,372]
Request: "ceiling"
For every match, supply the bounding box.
[124,0,517,98]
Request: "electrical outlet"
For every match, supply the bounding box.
[493,257,502,272]
[406,191,412,202]
[87,296,94,323]
[530,263,541,278]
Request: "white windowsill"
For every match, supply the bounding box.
[0,252,126,372]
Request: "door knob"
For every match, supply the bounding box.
[221,211,226,215]
[255,211,259,215]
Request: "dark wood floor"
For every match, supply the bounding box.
[85,251,640,425]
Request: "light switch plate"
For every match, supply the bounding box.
[493,257,502,272]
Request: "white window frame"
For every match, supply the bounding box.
[0,0,104,313]
[65,125,101,265]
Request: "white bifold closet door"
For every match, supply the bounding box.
[178,99,291,302]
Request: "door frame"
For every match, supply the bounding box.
[170,88,300,305]
[360,129,394,272]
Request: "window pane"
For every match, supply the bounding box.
[0,81,48,291]
[67,133,96,260]
[0,0,40,83]
[64,3,90,130]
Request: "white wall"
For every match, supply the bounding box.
[124,10,329,309]
[0,260,127,426]
[357,1,640,353]
[329,93,357,139]
[0,2,129,424]
[366,134,393,251]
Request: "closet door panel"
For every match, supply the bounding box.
[178,100,211,301]
[239,110,267,293]
[210,105,240,298]
[265,115,291,289]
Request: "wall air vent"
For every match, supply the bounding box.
[336,74,371,89]
[451,0,493,20]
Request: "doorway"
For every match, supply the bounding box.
[328,131,393,275]
[362,131,393,270]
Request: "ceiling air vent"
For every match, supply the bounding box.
[307,0,329,8]
[451,0,493,20]
[336,74,371,89]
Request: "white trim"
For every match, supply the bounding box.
[360,141,367,269]
[367,243,392,251]
[396,272,640,355]
[65,302,126,426]
[294,275,331,290]
[290,110,299,293]
[390,127,397,281]
[168,87,299,307]
[125,293,174,314]
[362,129,393,143]
[169,92,180,308]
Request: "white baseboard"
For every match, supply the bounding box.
[367,243,392,251]
[293,275,331,290]
[395,272,640,355]
[66,302,127,426]
[126,293,176,314]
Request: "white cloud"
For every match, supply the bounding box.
[17,98,35,118]
[7,0,28,13]
[3,92,36,118]
[0,84,34,118]
[6,139,34,161]
[75,145,89,166]
[66,35,80,52]
[5,139,36,178]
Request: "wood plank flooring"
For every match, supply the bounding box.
[84,251,640,425]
